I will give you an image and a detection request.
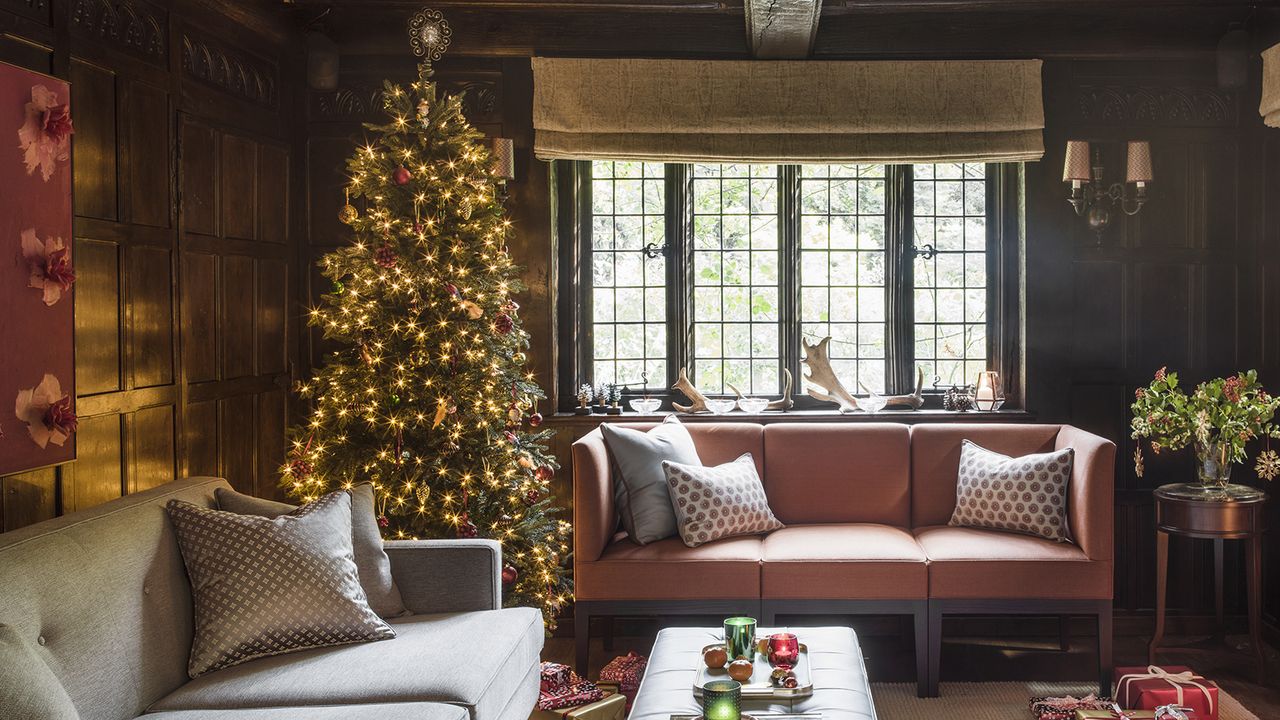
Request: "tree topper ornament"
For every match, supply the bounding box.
[408,8,452,62]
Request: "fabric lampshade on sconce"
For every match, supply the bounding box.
[1063,139,1152,242]
[488,138,516,181]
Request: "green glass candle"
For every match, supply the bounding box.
[723,616,756,660]
[702,680,741,720]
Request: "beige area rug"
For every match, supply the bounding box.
[871,682,1260,720]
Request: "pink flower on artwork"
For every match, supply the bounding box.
[17,84,74,181]
[21,228,75,306]
[14,374,76,449]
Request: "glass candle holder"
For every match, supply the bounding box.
[766,632,800,667]
[701,680,741,720]
[723,616,756,660]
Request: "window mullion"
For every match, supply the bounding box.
[667,163,693,393]
[778,164,801,398]
[885,164,914,396]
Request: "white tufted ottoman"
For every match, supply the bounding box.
[627,627,878,720]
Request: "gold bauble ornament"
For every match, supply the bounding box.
[513,352,527,364]
[339,204,359,224]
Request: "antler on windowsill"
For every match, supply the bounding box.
[671,367,710,413]
[801,336,858,413]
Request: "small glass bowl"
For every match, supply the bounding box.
[737,397,769,414]
[706,398,737,414]
[629,398,662,414]
[860,393,888,414]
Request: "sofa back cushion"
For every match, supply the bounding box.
[911,424,1062,527]
[0,476,227,720]
[612,422,766,477]
[763,423,911,525]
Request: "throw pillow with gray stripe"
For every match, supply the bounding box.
[167,491,395,678]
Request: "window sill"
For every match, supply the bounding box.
[548,408,1034,424]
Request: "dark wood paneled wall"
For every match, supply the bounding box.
[300,5,1280,633]
[0,0,305,531]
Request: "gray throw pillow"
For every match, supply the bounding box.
[167,491,396,678]
[0,623,79,720]
[601,415,702,545]
[663,453,783,547]
[215,484,409,619]
[949,440,1074,542]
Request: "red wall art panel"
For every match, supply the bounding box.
[0,61,76,475]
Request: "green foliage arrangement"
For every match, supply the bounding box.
[1130,367,1280,481]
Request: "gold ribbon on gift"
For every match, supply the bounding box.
[1115,666,1214,714]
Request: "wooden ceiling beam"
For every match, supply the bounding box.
[745,0,822,58]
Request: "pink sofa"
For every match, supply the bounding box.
[571,422,1115,697]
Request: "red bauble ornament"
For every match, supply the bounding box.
[529,412,543,427]
[502,565,518,584]
[504,430,518,444]
[524,488,541,505]
[288,458,314,478]
[457,516,478,538]
[535,465,554,482]
[375,244,397,268]
[377,515,390,529]
[393,166,412,185]
[495,314,514,334]
[444,282,459,297]
[413,222,424,234]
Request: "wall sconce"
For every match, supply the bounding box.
[488,137,516,204]
[1063,140,1153,242]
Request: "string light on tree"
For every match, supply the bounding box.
[282,7,571,627]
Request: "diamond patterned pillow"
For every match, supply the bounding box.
[662,453,783,547]
[166,491,395,678]
[948,440,1075,542]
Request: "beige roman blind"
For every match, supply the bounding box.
[532,58,1045,164]
[1262,44,1280,127]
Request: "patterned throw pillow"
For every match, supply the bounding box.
[662,453,783,547]
[166,491,396,678]
[949,440,1074,542]
[215,484,409,619]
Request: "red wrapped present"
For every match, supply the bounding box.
[1029,694,1113,720]
[537,679,606,711]
[1114,666,1216,720]
[531,689,626,720]
[541,662,576,693]
[599,651,647,708]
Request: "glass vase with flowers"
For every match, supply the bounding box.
[1131,367,1280,499]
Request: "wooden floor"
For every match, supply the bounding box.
[544,618,1280,717]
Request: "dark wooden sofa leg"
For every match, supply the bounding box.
[575,603,591,673]
[913,601,929,698]
[927,601,943,697]
[1097,601,1113,697]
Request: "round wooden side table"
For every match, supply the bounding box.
[1148,483,1267,683]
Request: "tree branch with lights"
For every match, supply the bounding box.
[282,9,571,627]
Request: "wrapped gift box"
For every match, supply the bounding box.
[599,651,647,708]
[540,662,575,693]
[1114,666,1216,720]
[1030,694,1113,720]
[531,689,626,720]
[1074,711,1156,720]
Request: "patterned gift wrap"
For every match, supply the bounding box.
[541,661,576,693]
[530,690,626,720]
[1029,694,1114,720]
[599,651,648,707]
[537,678,606,711]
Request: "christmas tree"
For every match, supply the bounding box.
[283,19,570,627]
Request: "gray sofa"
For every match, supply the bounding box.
[0,477,543,720]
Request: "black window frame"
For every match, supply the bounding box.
[554,160,1023,413]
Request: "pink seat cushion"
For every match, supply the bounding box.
[761,524,927,599]
[575,535,762,601]
[915,525,1111,599]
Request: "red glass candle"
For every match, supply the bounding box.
[767,633,799,667]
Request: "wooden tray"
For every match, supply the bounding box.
[692,643,814,699]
